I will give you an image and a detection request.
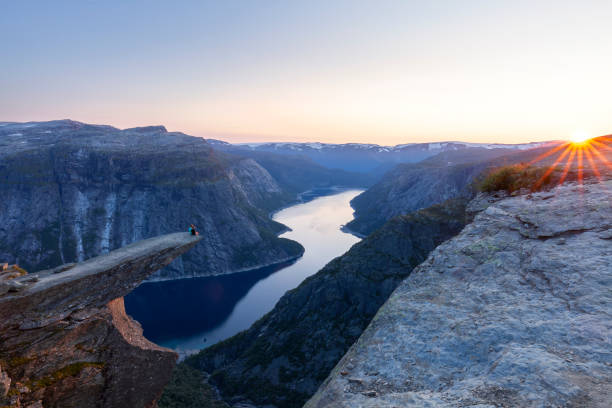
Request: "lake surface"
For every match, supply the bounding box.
[125,188,363,357]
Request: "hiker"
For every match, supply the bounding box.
[189,224,199,236]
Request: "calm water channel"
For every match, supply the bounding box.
[125,188,363,357]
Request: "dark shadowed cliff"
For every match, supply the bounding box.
[170,198,470,408]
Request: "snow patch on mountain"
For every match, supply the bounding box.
[232,140,553,152]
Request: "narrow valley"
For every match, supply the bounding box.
[125,189,363,357]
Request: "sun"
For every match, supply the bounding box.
[570,130,591,145]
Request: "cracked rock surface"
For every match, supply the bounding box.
[306,181,612,408]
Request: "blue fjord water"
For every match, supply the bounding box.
[125,189,363,357]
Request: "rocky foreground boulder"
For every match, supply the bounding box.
[307,180,612,407]
[0,232,200,408]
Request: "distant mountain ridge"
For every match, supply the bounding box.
[345,137,612,236]
[210,139,551,152]
[344,141,574,236]
[208,139,553,173]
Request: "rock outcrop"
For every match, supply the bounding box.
[0,232,201,408]
[176,199,470,408]
[307,181,612,407]
[0,120,302,281]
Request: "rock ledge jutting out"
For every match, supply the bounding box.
[0,232,201,408]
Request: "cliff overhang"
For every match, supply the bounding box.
[0,232,201,408]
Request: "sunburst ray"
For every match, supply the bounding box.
[533,144,574,189]
[558,146,578,186]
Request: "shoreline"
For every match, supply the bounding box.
[340,224,366,239]
[144,253,303,284]
[147,186,364,283]
[267,185,364,219]
[133,187,365,359]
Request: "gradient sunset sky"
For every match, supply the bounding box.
[2,1,612,144]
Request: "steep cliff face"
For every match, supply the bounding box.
[346,140,612,236]
[307,181,612,408]
[175,199,470,408]
[0,120,303,280]
[344,144,567,236]
[0,233,201,408]
[346,161,485,236]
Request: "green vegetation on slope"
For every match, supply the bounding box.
[158,365,229,408]
[478,165,553,193]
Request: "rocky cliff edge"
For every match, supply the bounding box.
[307,181,612,407]
[0,232,201,408]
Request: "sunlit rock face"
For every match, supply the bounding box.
[0,120,303,281]
[307,181,612,408]
[0,233,200,408]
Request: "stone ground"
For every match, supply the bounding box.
[306,181,612,408]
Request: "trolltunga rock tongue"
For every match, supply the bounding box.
[0,232,201,408]
[0,232,201,328]
[306,181,612,408]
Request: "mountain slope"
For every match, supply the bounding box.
[345,143,573,236]
[307,180,612,408]
[218,148,376,193]
[0,120,303,280]
[346,161,485,236]
[174,198,471,408]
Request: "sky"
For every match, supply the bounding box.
[2,0,612,144]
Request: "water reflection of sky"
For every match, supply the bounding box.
[125,189,363,357]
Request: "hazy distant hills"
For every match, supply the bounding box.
[210,137,562,236]
[209,139,551,174]
[346,138,612,236]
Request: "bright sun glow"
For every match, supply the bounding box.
[570,130,591,144]
[527,131,612,191]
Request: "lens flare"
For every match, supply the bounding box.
[528,133,612,190]
[570,130,591,144]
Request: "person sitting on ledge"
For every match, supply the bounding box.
[189,224,199,236]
